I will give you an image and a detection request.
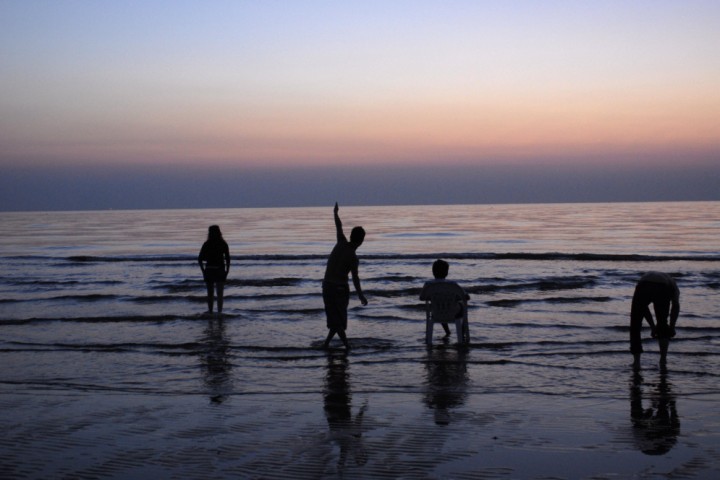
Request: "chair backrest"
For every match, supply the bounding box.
[425,282,465,323]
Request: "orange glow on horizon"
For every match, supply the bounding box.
[4,82,719,169]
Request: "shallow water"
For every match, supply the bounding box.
[1,202,719,477]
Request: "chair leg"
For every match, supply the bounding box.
[455,318,463,344]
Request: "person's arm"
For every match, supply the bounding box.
[198,246,205,273]
[670,301,679,328]
[351,266,368,306]
[451,281,470,301]
[419,282,429,301]
[669,294,679,338]
[334,202,346,243]
[670,283,680,328]
[224,243,230,274]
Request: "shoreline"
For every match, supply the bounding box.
[1,389,718,479]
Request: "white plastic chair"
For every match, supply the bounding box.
[424,283,469,345]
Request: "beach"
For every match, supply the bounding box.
[1,366,718,478]
[1,202,719,478]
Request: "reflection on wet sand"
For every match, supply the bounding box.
[323,352,368,472]
[630,369,680,455]
[423,345,469,425]
[200,317,232,404]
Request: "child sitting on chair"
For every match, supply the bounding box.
[419,259,470,337]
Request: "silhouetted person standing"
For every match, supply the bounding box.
[630,272,680,368]
[198,225,230,315]
[323,203,367,350]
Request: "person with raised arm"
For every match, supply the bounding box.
[322,203,367,350]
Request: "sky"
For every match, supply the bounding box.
[1,0,719,211]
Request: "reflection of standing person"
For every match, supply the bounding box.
[198,225,230,314]
[630,272,680,368]
[323,352,368,470]
[630,370,680,455]
[322,203,367,350]
[201,317,232,404]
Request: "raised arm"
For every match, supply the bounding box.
[334,202,346,243]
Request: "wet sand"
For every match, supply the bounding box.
[1,386,718,479]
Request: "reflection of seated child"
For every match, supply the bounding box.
[419,259,470,336]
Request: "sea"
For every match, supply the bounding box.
[1,202,719,478]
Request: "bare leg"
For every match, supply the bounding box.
[337,329,351,350]
[323,330,336,348]
[633,353,641,370]
[659,338,669,366]
[216,282,225,314]
[205,282,214,313]
[441,323,451,337]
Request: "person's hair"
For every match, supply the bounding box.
[207,225,223,242]
[432,259,449,279]
[350,226,365,245]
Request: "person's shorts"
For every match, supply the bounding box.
[203,267,227,283]
[323,282,349,330]
[631,281,672,323]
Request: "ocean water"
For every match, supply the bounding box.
[1,202,719,477]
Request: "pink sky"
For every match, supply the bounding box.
[1,1,719,209]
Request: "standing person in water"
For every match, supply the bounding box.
[630,271,680,368]
[198,225,230,315]
[322,203,368,350]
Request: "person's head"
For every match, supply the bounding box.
[350,226,365,246]
[208,225,223,242]
[432,259,449,279]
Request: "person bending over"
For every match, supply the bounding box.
[630,271,680,368]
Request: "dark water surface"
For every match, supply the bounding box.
[1,202,719,478]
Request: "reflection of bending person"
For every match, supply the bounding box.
[630,370,680,455]
[630,272,679,368]
[322,203,367,350]
[323,353,368,470]
[198,225,230,314]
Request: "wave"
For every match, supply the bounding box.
[0,313,227,325]
[486,296,613,308]
[1,279,612,305]
[4,337,718,362]
[0,293,123,303]
[366,278,601,299]
[4,251,720,264]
